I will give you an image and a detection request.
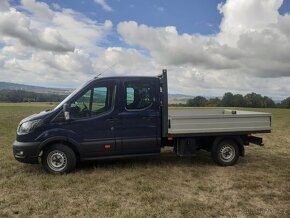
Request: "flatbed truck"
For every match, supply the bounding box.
[13,70,272,174]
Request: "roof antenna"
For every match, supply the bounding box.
[95,63,118,79]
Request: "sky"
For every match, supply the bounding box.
[0,0,290,99]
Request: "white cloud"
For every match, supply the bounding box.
[104,20,113,30]
[0,49,96,88]
[1,44,29,57]
[51,9,110,54]
[0,1,112,54]
[96,47,152,71]
[21,0,54,19]
[117,21,238,69]
[0,0,113,88]
[217,0,283,45]
[0,9,74,52]
[0,0,9,12]
[94,0,113,12]
[116,0,290,99]
[0,0,290,99]
[117,18,290,77]
[32,49,95,77]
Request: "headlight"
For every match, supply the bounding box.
[17,119,41,135]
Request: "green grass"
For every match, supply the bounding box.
[0,103,290,217]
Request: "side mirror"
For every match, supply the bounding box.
[63,103,70,120]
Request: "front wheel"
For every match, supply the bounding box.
[212,140,239,166]
[42,144,76,174]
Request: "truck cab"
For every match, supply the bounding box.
[13,75,165,173]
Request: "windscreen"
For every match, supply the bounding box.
[53,80,92,111]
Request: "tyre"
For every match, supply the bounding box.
[212,140,239,166]
[42,144,76,174]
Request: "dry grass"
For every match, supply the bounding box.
[0,103,289,217]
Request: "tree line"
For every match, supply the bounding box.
[0,89,66,102]
[175,92,290,108]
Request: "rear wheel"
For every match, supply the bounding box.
[212,140,239,166]
[42,144,76,174]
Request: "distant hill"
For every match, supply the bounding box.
[168,93,193,98]
[0,82,72,95]
[168,93,194,105]
[169,93,221,99]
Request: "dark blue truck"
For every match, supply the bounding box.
[13,70,271,174]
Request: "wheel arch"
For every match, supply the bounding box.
[39,137,81,159]
[211,135,245,157]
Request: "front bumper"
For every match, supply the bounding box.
[13,140,40,164]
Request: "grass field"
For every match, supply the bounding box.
[0,103,289,217]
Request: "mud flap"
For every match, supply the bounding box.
[247,135,264,146]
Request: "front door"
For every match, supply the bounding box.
[119,79,161,154]
[65,81,118,157]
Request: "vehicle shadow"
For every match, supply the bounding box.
[76,150,215,171]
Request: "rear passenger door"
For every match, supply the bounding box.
[119,79,161,154]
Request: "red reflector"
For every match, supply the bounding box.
[104,144,111,149]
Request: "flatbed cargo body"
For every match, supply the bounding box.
[168,109,271,136]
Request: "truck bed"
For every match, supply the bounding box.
[168,109,271,136]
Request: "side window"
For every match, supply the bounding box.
[91,87,108,115]
[73,90,91,117]
[70,85,113,119]
[126,87,134,105]
[125,82,154,110]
